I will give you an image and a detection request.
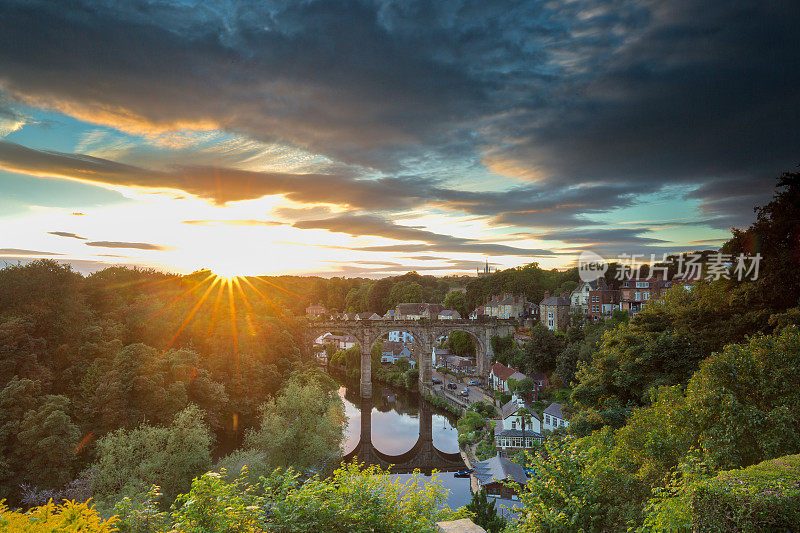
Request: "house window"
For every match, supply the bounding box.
[547,310,554,329]
[636,281,649,288]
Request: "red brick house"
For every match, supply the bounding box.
[619,278,667,314]
[587,288,620,322]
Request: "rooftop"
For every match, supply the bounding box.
[472,455,528,486]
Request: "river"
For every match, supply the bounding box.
[332,374,474,510]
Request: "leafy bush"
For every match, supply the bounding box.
[424,394,462,416]
[169,462,464,533]
[0,499,117,532]
[91,404,212,506]
[691,454,800,532]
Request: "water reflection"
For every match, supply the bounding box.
[334,375,472,509]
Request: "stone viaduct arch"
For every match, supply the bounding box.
[306,319,514,396]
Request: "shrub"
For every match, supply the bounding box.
[0,499,117,532]
[691,454,800,532]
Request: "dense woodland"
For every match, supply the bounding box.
[0,171,799,531]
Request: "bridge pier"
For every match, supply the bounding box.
[418,333,433,395]
[360,345,372,397]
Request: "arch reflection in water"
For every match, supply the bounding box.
[338,382,465,475]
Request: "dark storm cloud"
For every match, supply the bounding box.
[85,241,172,251]
[0,0,796,237]
[48,231,87,239]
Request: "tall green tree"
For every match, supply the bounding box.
[466,488,506,533]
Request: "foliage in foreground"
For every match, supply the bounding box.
[690,454,800,532]
[0,499,117,532]
[134,462,464,533]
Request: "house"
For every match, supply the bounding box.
[471,455,529,500]
[469,306,485,320]
[527,373,549,394]
[483,293,528,319]
[619,278,667,315]
[570,279,610,316]
[438,310,461,320]
[440,354,474,371]
[381,341,414,366]
[432,346,452,367]
[387,330,414,343]
[394,303,444,320]
[539,293,570,331]
[489,363,527,392]
[542,402,569,432]
[305,304,328,319]
[494,396,544,453]
[382,310,395,320]
[316,333,357,351]
[587,287,620,322]
[355,312,382,321]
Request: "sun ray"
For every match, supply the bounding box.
[239,275,291,320]
[152,272,215,320]
[206,278,226,336]
[251,275,312,304]
[232,276,260,337]
[164,275,221,350]
[226,277,240,356]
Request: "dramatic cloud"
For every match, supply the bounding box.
[0,0,796,260]
[85,241,172,251]
[48,231,87,239]
[0,248,62,256]
[295,214,555,257]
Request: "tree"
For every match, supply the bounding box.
[524,323,564,374]
[448,331,475,357]
[444,290,468,318]
[244,371,345,474]
[722,170,800,311]
[387,281,424,308]
[466,488,506,533]
[92,404,213,505]
[686,325,800,471]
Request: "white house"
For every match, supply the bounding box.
[542,402,569,431]
[494,397,544,452]
[315,333,357,351]
[570,279,609,315]
[489,363,527,392]
[438,310,461,320]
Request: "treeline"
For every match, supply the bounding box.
[0,262,315,505]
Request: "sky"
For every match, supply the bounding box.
[0,0,798,277]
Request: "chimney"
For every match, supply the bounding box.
[543,290,550,299]
[561,291,569,299]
